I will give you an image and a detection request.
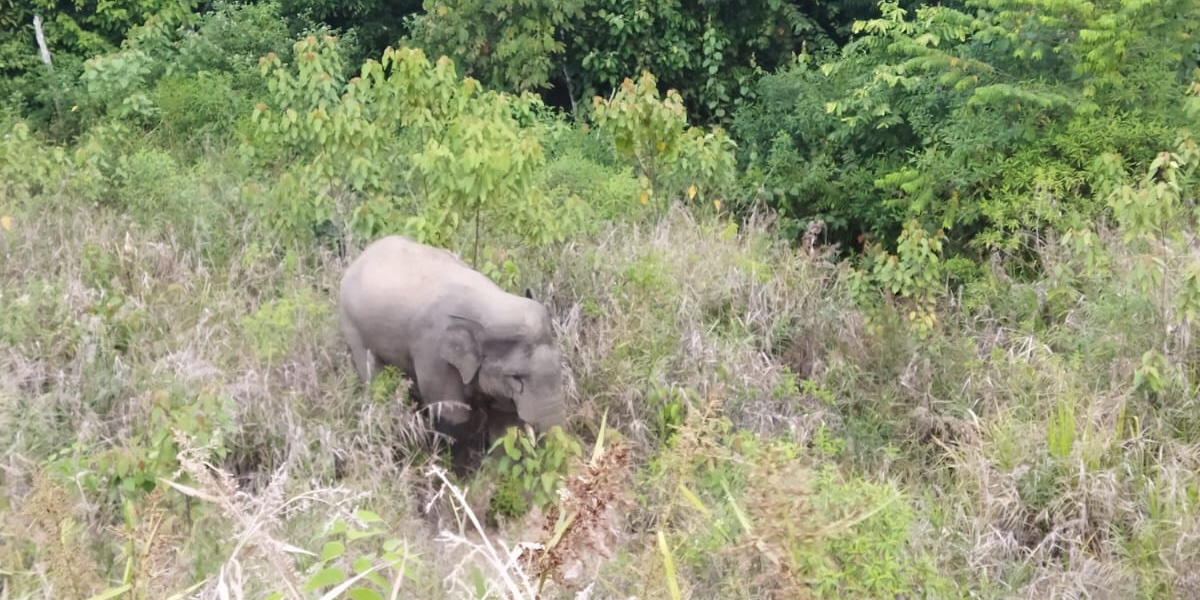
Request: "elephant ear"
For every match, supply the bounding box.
[440,315,483,385]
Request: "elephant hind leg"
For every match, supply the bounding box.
[344,324,382,381]
[340,324,376,379]
[420,401,486,477]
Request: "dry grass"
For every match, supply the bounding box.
[17,470,104,597]
[518,420,633,591]
[543,205,848,448]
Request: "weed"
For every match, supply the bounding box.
[19,470,104,597]
[483,425,583,522]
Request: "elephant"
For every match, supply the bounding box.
[337,234,568,463]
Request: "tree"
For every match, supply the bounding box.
[404,0,586,94]
[735,0,1200,257]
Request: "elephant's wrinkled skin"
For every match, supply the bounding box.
[338,235,567,455]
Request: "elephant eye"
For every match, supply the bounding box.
[510,374,526,392]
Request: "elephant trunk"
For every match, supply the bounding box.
[518,396,567,432]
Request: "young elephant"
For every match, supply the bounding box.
[338,235,567,460]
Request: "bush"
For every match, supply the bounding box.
[733,0,1197,260]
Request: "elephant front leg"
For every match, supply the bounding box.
[412,355,480,445]
[426,401,476,441]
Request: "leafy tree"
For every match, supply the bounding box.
[732,46,914,249]
[404,0,586,94]
[735,0,1199,258]
[561,0,821,123]
[59,1,295,145]
[272,0,424,66]
[401,0,835,124]
[247,35,567,263]
[590,71,738,210]
[2,0,191,60]
[0,0,196,129]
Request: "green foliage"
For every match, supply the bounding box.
[0,116,233,260]
[0,121,72,203]
[273,0,423,67]
[1045,395,1076,460]
[538,142,640,228]
[405,0,585,93]
[648,412,949,598]
[736,0,1198,256]
[802,465,945,598]
[1015,454,1067,513]
[1072,137,1200,410]
[80,46,159,126]
[35,1,293,142]
[0,279,82,360]
[269,510,418,600]
[240,288,330,362]
[43,0,192,57]
[155,1,294,141]
[248,36,568,253]
[561,0,820,124]
[484,425,583,519]
[405,86,553,248]
[368,365,406,404]
[731,49,908,244]
[1133,350,1172,398]
[84,289,147,356]
[152,71,238,141]
[650,385,688,444]
[173,1,294,81]
[45,387,235,506]
[108,147,188,224]
[849,219,947,338]
[0,0,195,129]
[591,71,737,210]
[404,0,828,124]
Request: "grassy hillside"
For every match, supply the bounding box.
[2,4,1200,597]
[3,116,1200,598]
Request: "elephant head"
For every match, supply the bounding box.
[436,293,566,431]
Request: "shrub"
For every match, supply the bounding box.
[590,71,738,212]
[627,400,950,599]
[247,36,574,259]
[733,0,1197,259]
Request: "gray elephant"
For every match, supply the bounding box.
[338,235,567,462]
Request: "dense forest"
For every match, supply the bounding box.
[2,0,1199,598]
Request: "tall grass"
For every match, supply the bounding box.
[2,123,1200,599]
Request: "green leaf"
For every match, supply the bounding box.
[303,567,347,591]
[355,509,383,523]
[320,541,345,561]
[86,585,132,600]
[504,436,521,460]
[347,528,383,541]
[348,587,384,600]
[352,556,373,573]
[366,570,389,590]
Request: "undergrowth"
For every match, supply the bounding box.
[2,90,1200,600]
